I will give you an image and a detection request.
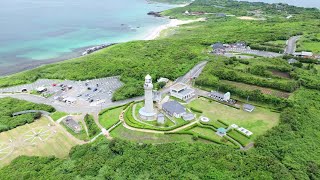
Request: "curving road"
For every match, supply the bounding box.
[0,61,208,115]
[284,36,301,54]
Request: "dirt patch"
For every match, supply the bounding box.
[269,69,291,79]
[237,16,266,21]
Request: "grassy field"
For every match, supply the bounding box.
[133,102,175,127]
[187,98,280,139]
[298,42,320,53]
[188,126,235,146]
[228,129,251,147]
[0,117,79,167]
[110,124,194,144]
[50,111,68,121]
[99,107,123,129]
[221,80,291,98]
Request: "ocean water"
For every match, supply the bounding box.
[240,0,320,8]
[0,0,177,70]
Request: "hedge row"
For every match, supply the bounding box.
[190,107,203,113]
[227,130,250,147]
[123,104,189,131]
[217,119,229,126]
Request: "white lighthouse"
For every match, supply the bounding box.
[139,74,157,120]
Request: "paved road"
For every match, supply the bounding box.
[284,36,301,54]
[0,61,208,115]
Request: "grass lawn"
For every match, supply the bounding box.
[265,40,286,47]
[187,126,235,146]
[187,98,280,140]
[50,111,68,121]
[99,107,123,129]
[111,124,199,144]
[228,130,251,147]
[298,42,320,53]
[133,102,176,128]
[0,117,79,167]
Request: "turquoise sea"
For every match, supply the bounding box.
[0,0,177,74]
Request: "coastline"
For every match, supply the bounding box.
[0,11,202,77]
[143,18,205,40]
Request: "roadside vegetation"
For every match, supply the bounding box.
[0,97,55,132]
[99,106,123,130]
[84,114,100,138]
[50,111,68,121]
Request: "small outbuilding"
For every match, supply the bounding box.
[243,104,255,112]
[157,113,165,124]
[216,127,227,137]
[182,113,195,121]
[238,127,253,137]
[209,91,231,101]
[63,117,82,133]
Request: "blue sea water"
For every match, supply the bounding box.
[0,0,177,70]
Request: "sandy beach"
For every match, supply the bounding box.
[144,18,205,40]
[0,17,204,77]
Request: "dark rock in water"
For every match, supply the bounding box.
[82,43,116,56]
[147,11,162,17]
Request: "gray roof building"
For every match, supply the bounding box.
[243,104,255,112]
[162,101,186,117]
[211,42,225,50]
[63,117,82,133]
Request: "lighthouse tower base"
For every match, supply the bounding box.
[139,107,157,121]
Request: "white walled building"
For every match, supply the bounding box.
[170,83,195,101]
[139,74,157,120]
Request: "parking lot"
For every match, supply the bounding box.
[0,77,123,107]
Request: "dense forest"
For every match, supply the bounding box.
[0,97,55,132]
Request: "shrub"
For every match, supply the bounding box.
[190,107,203,113]
[84,114,100,138]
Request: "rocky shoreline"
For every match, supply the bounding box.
[147,11,162,17]
[81,43,116,56]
